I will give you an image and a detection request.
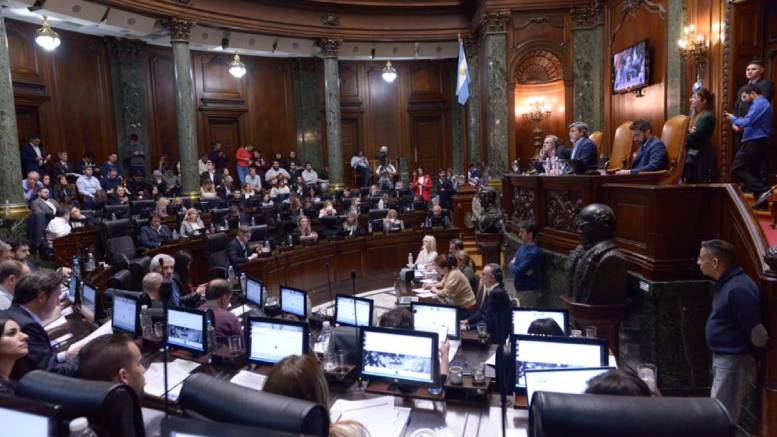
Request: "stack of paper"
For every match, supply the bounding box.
[331,396,410,437]
[69,321,113,349]
[412,288,437,298]
[144,359,201,401]
[44,314,69,332]
[230,305,251,317]
[229,370,267,391]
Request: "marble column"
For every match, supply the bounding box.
[571,2,605,132]
[319,38,344,190]
[292,58,324,170]
[666,0,687,116]
[464,37,482,168]
[481,11,510,188]
[0,8,26,219]
[107,38,151,175]
[169,18,200,200]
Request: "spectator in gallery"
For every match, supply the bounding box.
[235,144,254,185]
[74,152,97,175]
[20,135,50,176]
[217,175,236,200]
[244,166,263,191]
[200,160,222,187]
[75,166,102,202]
[318,200,337,218]
[30,187,58,216]
[301,162,319,187]
[252,149,270,174]
[198,155,209,174]
[615,119,668,175]
[200,180,219,200]
[51,175,75,204]
[150,170,169,196]
[350,150,371,188]
[240,182,257,200]
[51,151,73,178]
[412,167,432,202]
[101,152,122,178]
[125,133,146,176]
[306,186,321,204]
[684,88,717,183]
[270,179,290,200]
[265,161,291,185]
[22,171,43,204]
[291,176,306,197]
[108,185,130,206]
[100,167,123,194]
[285,151,301,170]
[208,142,228,171]
[40,174,52,192]
[128,172,150,199]
[376,161,397,191]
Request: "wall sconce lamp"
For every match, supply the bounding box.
[677,24,709,92]
[520,96,552,153]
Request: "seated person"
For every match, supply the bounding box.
[382,209,403,232]
[423,255,477,312]
[154,197,170,218]
[534,135,562,173]
[0,316,29,395]
[424,204,451,228]
[45,207,71,243]
[318,200,337,218]
[414,235,438,269]
[227,227,259,266]
[138,213,172,249]
[227,205,246,227]
[150,254,203,307]
[217,175,236,199]
[2,269,79,377]
[108,185,131,206]
[584,368,653,397]
[460,263,511,344]
[270,179,291,200]
[558,121,598,171]
[305,186,321,204]
[295,216,318,243]
[265,160,291,185]
[346,197,362,216]
[200,180,219,199]
[241,182,257,200]
[127,172,150,199]
[527,318,565,336]
[260,193,274,208]
[263,354,332,411]
[301,162,319,187]
[615,119,668,175]
[198,279,241,340]
[68,205,90,229]
[77,333,164,435]
[179,208,205,237]
[138,272,165,313]
[455,250,478,293]
[467,164,482,186]
[341,212,363,237]
[449,238,465,255]
[291,176,306,197]
[244,167,263,191]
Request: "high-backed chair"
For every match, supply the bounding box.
[528,392,734,437]
[589,131,604,157]
[107,269,133,291]
[206,232,230,278]
[102,219,140,270]
[179,373,329,437]
[129,256,151,291]
[17,370,145,437]
[104,204,130,220]
[656,114,691,184]
[130,199,155,217]
[606,121,634,172]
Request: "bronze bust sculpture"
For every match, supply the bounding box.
[474,187,502,234]
[566,203,627,304]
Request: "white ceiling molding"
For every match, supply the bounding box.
[41,0,107,25]
[374,42,415,58]
[229,31,275,53]
[417,41,457,58]
[104,8,157,35]
[275,37,316,56]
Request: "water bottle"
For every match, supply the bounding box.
[288,235,293,247]
[85,250,96,273]
[210,223,215,233]
[368,221,373,233]
[240,272,247,294]
[72,256,81,278]
[320,321,337,372]
[224,218,229,230]
[172,229,179,241]
[111,212,117,220]
[408,252,414,267]
[69,417,98,437]
[251,216,256,226]
[227,265,236,285]
[378,198,384,210]
[139,305,153,338]
[206,322,216,353]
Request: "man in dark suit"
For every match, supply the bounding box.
[138,214,172,249]
[461,263,512,345]
[616,119,667,175]
[200,160,222,187]
[20,135,50,176]
[559,122,598,172]
[227,226,258,267]
[735,61,775,119]
[0,269,79,377]
[435,170,455,210]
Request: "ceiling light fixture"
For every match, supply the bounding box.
[382,60,397,83]
[228,53,247,78]
[35,16,61,51]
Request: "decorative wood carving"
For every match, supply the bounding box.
[462,35,477,56]
[570,0,604,28]
[514,16,565,31]
[168,17,195,42]
[481,10,511,34]
[512,187,536,223]
[610,0,667,45]
[321,14,340,26]
[720,0,732,179]
[318,38,342,57]
[513,50,564,84]
[545,189,583,232]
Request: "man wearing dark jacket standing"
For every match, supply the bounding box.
[698,239,769,425]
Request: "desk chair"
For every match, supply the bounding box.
[130,199,155,217]
[528,392,734,437]
[105,204,130,220]
[206,232,230,279]
[179,373,330,437]
[605,121,635,173]
[17,370,145,437]
[107,269,133,291]
[102,218,142,270]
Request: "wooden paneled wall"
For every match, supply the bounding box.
[332,59,455,179]
[8,20,116,164]
[604,0,668,147]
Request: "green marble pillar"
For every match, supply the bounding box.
[666,0,687,116]
[464,39,482,168]
[319,39,344,190]
[0,9,26,219]
[481,11,510,186]
[292,58,324,170]
[107,38,150,175]
[571,3,605,132]
[169,18,199,200]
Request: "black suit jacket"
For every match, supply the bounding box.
[226,238,250,266]
[2,304,79,378]
[200,171,222,187]
[466,284,512,345]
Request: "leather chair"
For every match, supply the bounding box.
[210,207,231,227]
[655,114,691,184]
[26,211,53,257]
[107,269,133,291]
[206,232,230,278]
[179,373,330,437]
[129,256,151,291]
[589,131,604,157]
[104,204,130,220]
[528,392,734,437]
[102,219,140,270]
[130,199,155,217]
[606,121,634,172]
[17,370,145,437]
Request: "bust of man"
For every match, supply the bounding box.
[566,203,626,304]
[475,187,502,233]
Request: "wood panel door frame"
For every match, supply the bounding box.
[409,110,448,174]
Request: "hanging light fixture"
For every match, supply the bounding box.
[35,17,61,51]
[382,60,397,83]
[228,53,247,78]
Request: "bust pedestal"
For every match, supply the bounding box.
[452,184,476,238]
[561,294,627,357]
[476,232,502,266]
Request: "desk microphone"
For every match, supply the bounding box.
[325,262,335,316]
[351,269,359,332]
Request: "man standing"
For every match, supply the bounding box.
[735,61,774,120]
[350,151,371,188]
[125,134,146,176]
[460,263,512,344]
[616,119,668,175]
[698,239,768,425]
[509,221,541,298]
[30,187,58,215]
[726,85,774,197]
[20,135,50,176]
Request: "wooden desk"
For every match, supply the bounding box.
[52,226,104,267]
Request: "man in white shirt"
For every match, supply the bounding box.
[76,166,102,199]
[244,166,263,191]
[350,151,371,188]
[0,260,28,310]
[301,162,319,186]
[30,188,59,215]
[265,161,290,185]
[46,208,72,243]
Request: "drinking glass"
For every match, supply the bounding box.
[585,326,598,338]
[449,366,464,385]
[336,350,348,372]
[571,329,583,337]
[637,363,658,393]
[473,362,486,384]
[476,322,488,338]
[228,335,244,355]
[153,321,165,339]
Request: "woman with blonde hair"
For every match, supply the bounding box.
[414,235,438,268]
[296,216,318,243]
[179,208,205,237]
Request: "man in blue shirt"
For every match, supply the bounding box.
[509,221,541,296]
[698,239,768,425]
[616,119,667,175]
[726,84,774,196]
[559,122,598,172]
[138,214,172,249]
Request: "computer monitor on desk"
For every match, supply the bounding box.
[112,291,140,336]
[335,294,373,327]
[246,317,309,366]
[166,307,209,354]
[513,334,608,389]
[525,367,613,406]
[358,327,438,390]
[280,286,308,319]
[67,273,79,304]
[411,302,460,340]
[0,396,63,437]
[79,281,99,324]
[512,307,569,335]
[245,276,264,307]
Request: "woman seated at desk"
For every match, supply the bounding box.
[342,212,363,237]
[423,255,477,313]
[295,216,318,243]
[414,235,438,269]
[200,180,218,199]
[0,316,29,395]
[318,200,337,218]
[382,209,403,232]
[241,182,257,200]
[180,208,205,237]
[155,197,170,218]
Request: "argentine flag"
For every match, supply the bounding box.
[456,39,469,105]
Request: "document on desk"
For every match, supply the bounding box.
[229,370,266,391]
[144,359,200,401]
[230,305,251,317]
[68,321,113,350]
[331,396,410,437]
[412,288,437,298]
[44,314,69,332]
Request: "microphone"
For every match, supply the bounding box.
[161,291,170,417]
[324,262,335,316]
[351,269,358,330]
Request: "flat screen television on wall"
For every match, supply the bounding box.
[612,40,651,94]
